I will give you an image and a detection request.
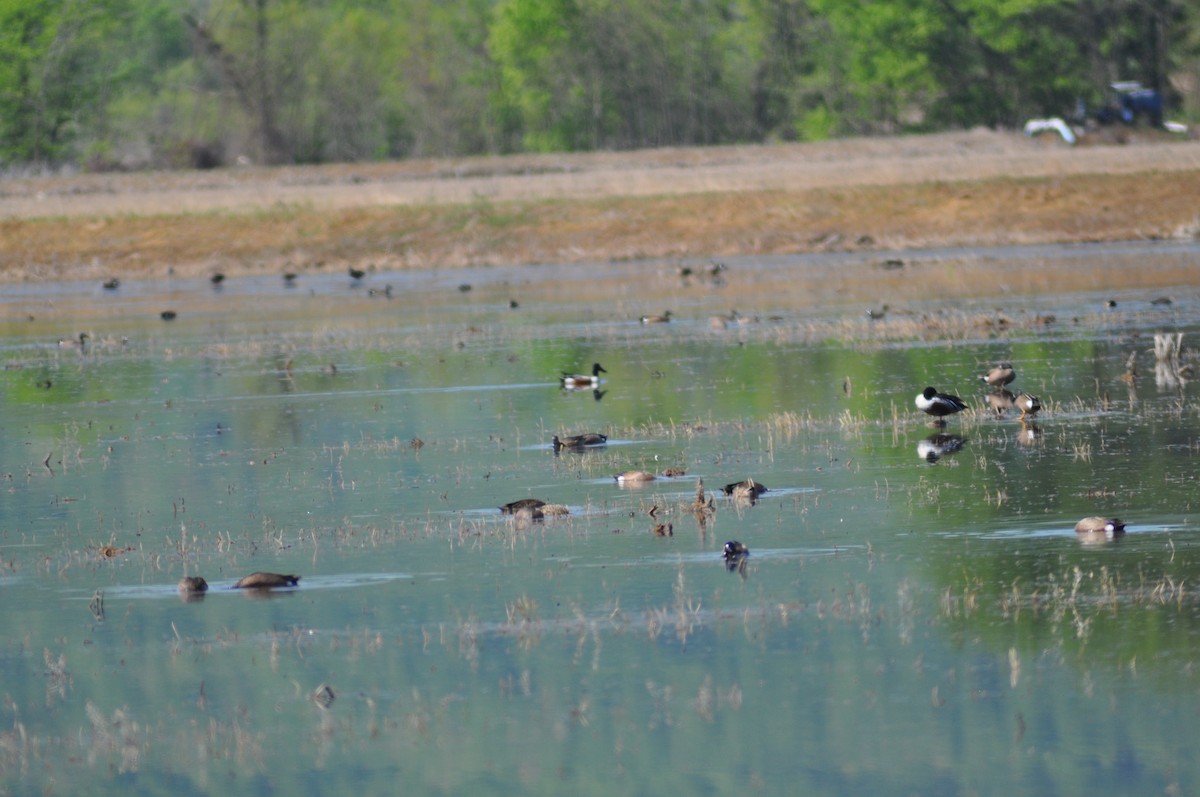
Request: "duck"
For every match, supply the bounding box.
[178,576,208,594]
[915,387,968,422]
[1015,391,1041,419]
[615,470,656,485]
[561,363,607,389]
[721,479,768,499]
[233,572,300,589]
[722,541,750,572]
[640,311,673,324]
[979,363,1016,387]
[1075,516,1125,541]
[500,498,546,515]
[552,432,608,452]
[58,332,89,348]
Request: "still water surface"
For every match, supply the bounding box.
[2,245,1199,795]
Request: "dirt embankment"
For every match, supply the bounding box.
[2,128,1199,284]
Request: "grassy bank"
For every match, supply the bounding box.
[2,132,1199,285]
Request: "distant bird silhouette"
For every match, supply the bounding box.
[348,266,366,281]
[210,272,225,286]
[640,311,673,324]
[160,310,178,321]
[102,278,120,291]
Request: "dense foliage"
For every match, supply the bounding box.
[0,0,1196,169]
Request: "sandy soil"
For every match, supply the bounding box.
[2,128,1199,285]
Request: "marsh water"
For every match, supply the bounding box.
[3,242,1200,795]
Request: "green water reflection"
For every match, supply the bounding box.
[1,262,1199,796]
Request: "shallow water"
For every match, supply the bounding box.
[2,244,1200,795]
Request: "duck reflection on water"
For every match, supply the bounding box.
[1016,420,1042,447]
[917,433,965,463]
[984,388,1016,417]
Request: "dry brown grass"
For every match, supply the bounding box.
[2,129,1199,284]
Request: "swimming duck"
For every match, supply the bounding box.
[178,576,209,594]
[233,572,300,589]
[916,387,968,422]
[984,388,1016,416]
[723,540,750,572]
[721,479,768,499]
[979,363,1016,387]
[640,311,673,324]
[1075,516,1125,541]
[615,470,656,485]
[500,498,546,515]
[561,363,607,389]
[552,432,608,452]
[723,540,749,560]
[1015,391,1041,419]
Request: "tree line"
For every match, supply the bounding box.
[1,0,1195,170]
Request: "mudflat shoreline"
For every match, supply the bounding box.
[2,129,1199,286]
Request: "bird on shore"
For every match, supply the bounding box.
[552,433,607,452]
[1075,516,1125,542]
[916,387,968,424]
[979,363,1016,387]
[233,572,300,589]
[561,363,606,389]
[1015,391,1042,419]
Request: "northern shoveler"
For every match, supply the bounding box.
[916,387,968,422]
[552,432,608,452]
[1075,516,1125,541]
[233,572,300,589]
[1015,391,1042,419]
[561,363,607,389]
[640,311,673,324]
[979,363,1016,387]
